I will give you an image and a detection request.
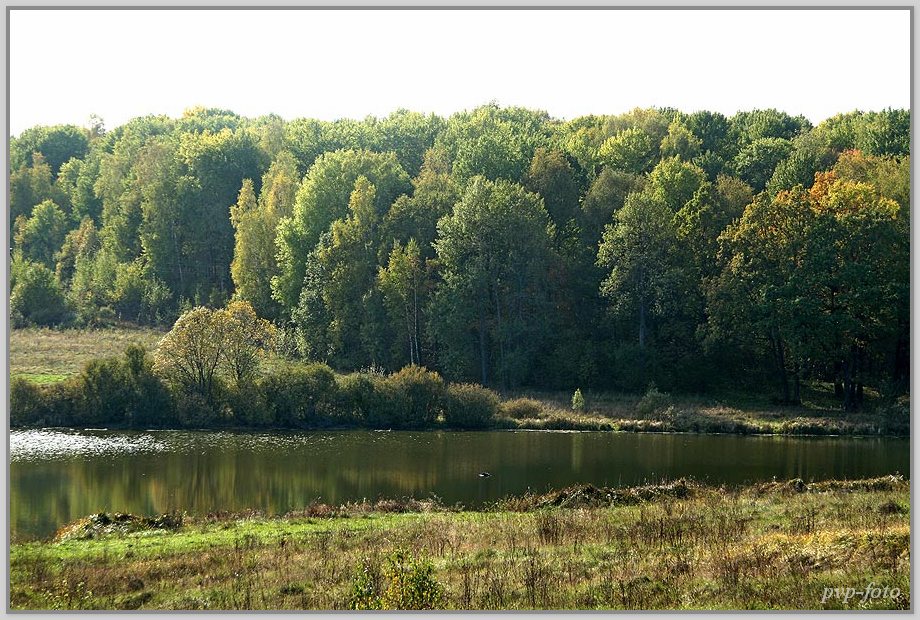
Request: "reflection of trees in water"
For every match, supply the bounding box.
[11,431,907,540]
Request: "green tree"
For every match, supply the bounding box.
[10,261,71,327]
[378,239,427,366]
[857,108,910,158]
[523,147,581,229]
[437,103,552,183]
[598,127,655,174]
[597,189,693,352]
[10,124,90,177]
[293,177,390,368]
[707,187,816,404]
[380,147,460,260]
[731,137,793,193]
[273,149,410,315]
[433,177,556,387]
[14,200,70,268]
[9,153,63,227]
[660,118,703,160]
[579,168,644,245]
[55,216,100,285]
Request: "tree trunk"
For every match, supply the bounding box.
[769,327,790,404]
[842,344,858,411]
[478,309,489,386]
[412,283,421,366]
[638,298,647,350]
[833,361,843,397]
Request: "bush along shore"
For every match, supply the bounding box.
[10,340,909,436]
[9,476,909,610]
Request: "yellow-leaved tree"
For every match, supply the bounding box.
[154,300,275,401]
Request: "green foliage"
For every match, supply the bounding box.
[857,108,910,157]
[376,366,447,429]
[230,152,300,320]
[273,149,411,316]
[335,372,380,425]
[730,108,811,146]
[708,171,906,408]
[523,148,581,227]
[10,124,90,176]
[571,388,585,412]
[55,217,99,285]
[11,345,172,428]
[579,168,644,243]
[7,105,909,402]
[598,127,655,174]
[378,239,427,367]
[259,363,339,427]
[153,301,275,401]
[10,261,72,327]
[15,200,70,268]
[438,103,552,183]
[501,397,545,420]
[350,549,445,610]
[9,153,65,227]
[636,384,672,417]
[597,189,692,351]
[10,378,49,427]
[731,137,793,192]
[443,382,500,429]
[660,118,702,161]
[433,176,556,387]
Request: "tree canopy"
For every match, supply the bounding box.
[9,104,909,405]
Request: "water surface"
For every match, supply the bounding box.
[10,429,909,540]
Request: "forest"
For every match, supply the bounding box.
[9,104,910,411]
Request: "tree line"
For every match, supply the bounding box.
[9,104,910,407]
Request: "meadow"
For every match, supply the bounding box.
[9,477,909,610]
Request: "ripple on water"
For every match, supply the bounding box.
[10,429,168,461]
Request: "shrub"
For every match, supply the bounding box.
[10,261,71,327]
[10,379,78,427]
[350,549,445,610]
[443,382,500,429]
[376,366,446,429]
[501,397,545,420]
[260,363,338,427]
[173,390,222,428]
[73,357,134,425]
[10,378,47,427]
[572,388,585,412]
[637,383,672,417]
[225,382,270,427]
[67,346,175,427]
[336,372,380,425]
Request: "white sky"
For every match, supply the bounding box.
[8,9,912,136]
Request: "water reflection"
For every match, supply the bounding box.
[10,429,909,540]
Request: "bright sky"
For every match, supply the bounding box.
[8,9,912,136]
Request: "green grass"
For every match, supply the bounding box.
[9,477,909,610]
[10,326,166,383]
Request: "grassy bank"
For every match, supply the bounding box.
[10,327,909,436]
[9,477,909,610]
[9,326,166,384]
[498,385,910,437]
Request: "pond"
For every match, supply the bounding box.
[10,429,909,540]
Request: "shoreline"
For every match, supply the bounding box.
[11,418,911,438]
